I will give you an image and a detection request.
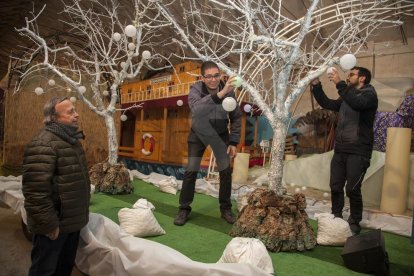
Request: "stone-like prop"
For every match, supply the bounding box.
[90,162,134,194]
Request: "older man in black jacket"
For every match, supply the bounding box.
[22,96,90,276]
[311,66,378,235]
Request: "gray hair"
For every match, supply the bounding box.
[43,96,69,124]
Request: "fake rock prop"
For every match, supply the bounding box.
[90,162,133,194]
[230,188,316,252]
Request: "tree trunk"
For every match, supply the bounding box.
[267,117,288,195]
[103,113,118,165]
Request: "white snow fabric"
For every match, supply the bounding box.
[158,176,178,195]
[118,199,165,237]
[218,237,274,275]
[315,213,352,245]
[76,213,272,276]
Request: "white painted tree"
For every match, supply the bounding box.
[156,0,413,194]
[12,0,169,165]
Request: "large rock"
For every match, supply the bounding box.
[229,188,316,252]
[90,162,133,194]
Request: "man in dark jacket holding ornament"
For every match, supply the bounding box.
[22,96,90,276]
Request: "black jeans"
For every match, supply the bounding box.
[179,130,232,211]
[330,152,371,223]
[29,230,80,276]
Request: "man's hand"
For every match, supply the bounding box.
[328,68,341,84]
[218,76,237,99]
[46,227,59,240]
[227,145,237,158]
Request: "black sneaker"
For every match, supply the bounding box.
[221,209,236,224]
[349,223,361,236]
[174,209,190,226]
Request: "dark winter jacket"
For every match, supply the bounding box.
[188,81,242,146]
[312,81,378,157]
[22,128,90,235]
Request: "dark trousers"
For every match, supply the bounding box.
[179,131,232,211]
[330,152,371,223]
[29,230,80,276]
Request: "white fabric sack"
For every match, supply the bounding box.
[118,199,165,237]
[218,237,274,275]
[158,176,178,195]
[315,213,352,245]
[133,198,155,210]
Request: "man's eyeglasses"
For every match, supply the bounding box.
[348,72,359,77]
[203,73,221,80]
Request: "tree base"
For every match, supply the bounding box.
[89,162,133,194]
[229,188,316,252]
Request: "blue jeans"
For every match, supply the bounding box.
[29,230,80,276]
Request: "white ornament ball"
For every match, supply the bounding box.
[48,79,55,86]
[78,86,86,94]
[301,186,307,191]
[243,104,252,113]
[113,32,122,42]
[128,42,136,51]
[222,97,237,112]
[177,99,183,106]
[339,53,357,70]
[234,76,243,88]
[103,90,109,96]
[290,182,295,187]
[124,25,137,37]
[294,188,301,194]
[323,192,329,198]
[70,97,77,103]
[326,67,336,75]
[142,50,151,60]
[66,88,72,93]
[120,114,128,121]
[120,61,126,69]
[34,87,43,95]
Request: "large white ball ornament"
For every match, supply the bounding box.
[78,86,86,94]
[339,54,357,70]
[34,87,43,95]
[243,104,252,113]
[234,76,243,88]
[124,25,137,37]
[326,67,336,75]
[103,90,109,96]
[323,192,329,198]
[177,99,183,106]
[70,97,77,103]
[113,32,121,42]
[142,50,151,60]
[48,79,55,86]
[294,188,301,194]
[222,97,237,112]
[120,114,128,121]
[128,42,136,51]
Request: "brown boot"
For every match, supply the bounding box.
[221,209,236,224]
[174,209,191,226]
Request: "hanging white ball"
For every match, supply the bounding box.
[48,79,55,86]
[323,192,329,198]
[301,186,307,191]
[103,90,109,96]
[128,42,136,51]
[222,97,237,112]
[234,76,243,88]
[339,54,357,70]
[78,86,86,94]
[113,32,122,42]
[243,104,252,113]
[326,67,336,75]
[124,25,137,37]
[142,50,151,60]
[177,99,183,106]
[34,87,43,95]
[294,188,301,194]
[70,97,77,103]
[120,114,128,121]
[290,182,296,187]
[120,62,126,69]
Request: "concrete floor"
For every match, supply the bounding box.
[0,202,84,276]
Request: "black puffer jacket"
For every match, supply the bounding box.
[22,129,90,235]
[312,81,378,157]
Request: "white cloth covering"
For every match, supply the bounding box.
[76,213,271,276]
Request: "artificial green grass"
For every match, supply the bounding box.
[90,179,414,276]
